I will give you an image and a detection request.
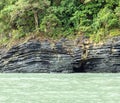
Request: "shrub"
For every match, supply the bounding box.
[40,14,61,37]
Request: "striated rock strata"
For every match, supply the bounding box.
[0,36,120,73]
[0,40,82,73]
[82,37,120,72]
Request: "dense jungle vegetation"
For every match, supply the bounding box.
[0,0,120,46]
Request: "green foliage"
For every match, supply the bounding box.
[109,29,120,37]
[90,28,107,43]
[115,6,120,26]
[0,36,9,45]
[11,28,26,39]
[92,7,119,31]
[0,0,120,44]
[90,6,120,42]
[40,14,61,37]
[0,0,50,38]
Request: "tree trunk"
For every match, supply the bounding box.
[33,10,39,31]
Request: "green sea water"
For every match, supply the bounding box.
[0,73,120,103]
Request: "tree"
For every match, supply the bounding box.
[0,0,50,36]
[0,0,120,44]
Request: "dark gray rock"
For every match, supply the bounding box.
[82,37,120,72]
[0,40,81,73]
[1,36,120,73]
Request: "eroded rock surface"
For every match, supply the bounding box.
[0,36,120,73]
[82,37,120,72]
[0,40,82,73]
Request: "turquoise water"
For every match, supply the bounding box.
[0,73,120,103]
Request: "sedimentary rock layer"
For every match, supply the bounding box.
[83,37,120,72]
[0,40,82,73]
[0,36,120,73]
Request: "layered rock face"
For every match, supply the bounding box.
[0,37,120,73]
[82,37,120,72]
[0,40,82,73]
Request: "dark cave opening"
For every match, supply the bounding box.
[73,62,86,73]
[73,67,85,73]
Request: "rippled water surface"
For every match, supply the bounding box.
[0,73,120,103]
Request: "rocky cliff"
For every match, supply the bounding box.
[0,37,120,73]
[83,37,120,73]
[0,39,82,73]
